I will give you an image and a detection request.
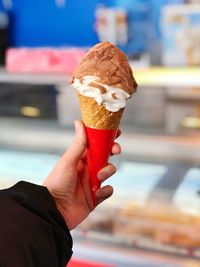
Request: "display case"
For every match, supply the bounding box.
[75,160,200,259]
[1,67,200,266]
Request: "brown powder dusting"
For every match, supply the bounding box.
[112,93,117,99]
[89,82,107,94]
[73,42,137,95]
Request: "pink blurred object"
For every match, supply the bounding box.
[68,259,114,267]
[6,48,87,74]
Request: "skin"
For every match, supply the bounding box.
[43,120,121,230]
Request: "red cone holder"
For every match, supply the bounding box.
[85,126,118,206]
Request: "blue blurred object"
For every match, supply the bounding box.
[99,0,115,7]
[0,1,3,10]
[149,0,186,40]
[112,0,186,55]
[9,0,99,47]
[113,0,150,55]
[3,0,187,50]
[148,0,186,64]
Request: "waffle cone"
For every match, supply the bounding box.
[78,94,124,129]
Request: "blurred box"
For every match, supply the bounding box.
[6,48,86,74]
[162,4,200,66]
[95,6,128,46]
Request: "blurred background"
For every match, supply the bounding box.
[0,0,200,266]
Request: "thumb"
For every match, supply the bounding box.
[62,121,87,167]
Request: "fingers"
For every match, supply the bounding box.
[64,126,121,167]
[111,129,121,156]
[96,185,113,205]
[95,163,116,206]
[97,163,116,182]
[62,121,87,166]
[111,142,121,155]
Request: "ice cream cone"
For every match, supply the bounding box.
[79,93,122,205]
[79,93,124,205]
[72,42,137,205]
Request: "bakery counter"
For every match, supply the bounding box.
[74,159,200,260]
[1,66,200,264]
[75,203,200,260]
[1,145,200,263]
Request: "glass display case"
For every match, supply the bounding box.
[1,147,200,266]
[1,67,200,266]
[75,160,200,258]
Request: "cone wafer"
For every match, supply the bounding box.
[78,94,123,130]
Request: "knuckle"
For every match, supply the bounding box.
[74,138,86,148]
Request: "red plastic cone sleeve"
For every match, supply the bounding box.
[85,126,118,206]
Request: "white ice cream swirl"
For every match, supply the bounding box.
[72,76,130,112]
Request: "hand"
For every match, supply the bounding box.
[43,121,121,230]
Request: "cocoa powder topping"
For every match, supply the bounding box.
[73,42,137,95]
[112,93,117,99]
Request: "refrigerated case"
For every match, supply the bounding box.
[76,162,200,255]
[1,67,200,266]
[1,141,200,266]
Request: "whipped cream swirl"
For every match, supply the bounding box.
[72,76,130,112]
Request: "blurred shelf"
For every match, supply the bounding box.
[1,118,200,161]
[0,67,200,87]
[0,68,69,85]
[134,67,200,88]
[72,239,200,267]
[0,117,73,153]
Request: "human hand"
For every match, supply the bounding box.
[43,121,121,230]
